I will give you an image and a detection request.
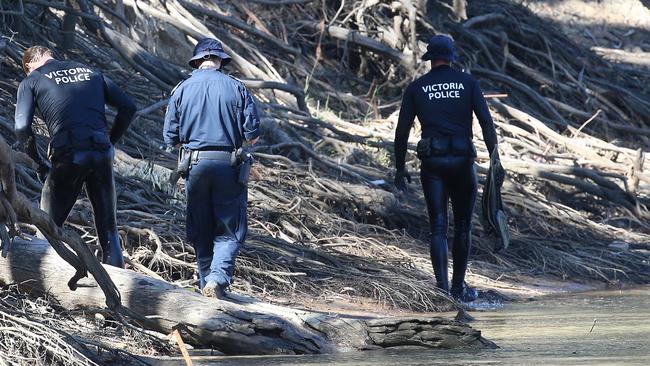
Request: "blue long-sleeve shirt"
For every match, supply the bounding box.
[394,65,498,171]
[163,69,261,150]
[15,59,136,156]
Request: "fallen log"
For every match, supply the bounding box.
[592,47,650,69]
[0,238,496,355]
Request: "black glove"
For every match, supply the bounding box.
[394,169,412,192]
[37,162,51,183]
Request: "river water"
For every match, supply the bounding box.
[151,287,650,365]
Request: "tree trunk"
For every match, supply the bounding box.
[0,238,496,355]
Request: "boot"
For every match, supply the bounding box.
[450,282,478,302]
[430,234,449,293]
[451,228,473,300]
[101,231,125,268]
[202,281,226,299]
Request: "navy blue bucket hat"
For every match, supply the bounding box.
[421,35,458,62]
[189,38,232,68]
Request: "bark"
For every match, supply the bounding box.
[0,238,496,355]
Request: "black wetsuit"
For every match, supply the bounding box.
[15,59,136,267]
[394,64,498,293]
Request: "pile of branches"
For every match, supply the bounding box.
[0,0,649,317]
[0,285,165,366]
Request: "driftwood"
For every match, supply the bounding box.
[179,1,301,57]
[591,47,650,69]
[0,238,496,355]
[0,285,164,366]
[297,21,416,72]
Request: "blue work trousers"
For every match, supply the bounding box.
[186,159,247,289]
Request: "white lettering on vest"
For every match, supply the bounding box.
[45,67,94,85]
[424,82,464,100]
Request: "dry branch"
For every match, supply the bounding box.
[296,21,416,72]
[179,1,300,57]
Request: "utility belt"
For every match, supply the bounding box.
[48,128,112,160]
[416,136,476,159]
[177,146,253,185]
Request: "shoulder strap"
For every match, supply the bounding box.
[228,74,243,83]
[170,78,186,96]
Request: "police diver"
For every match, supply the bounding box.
[163,38,261,299]
[393,35,500,302]
[14,46,137,268]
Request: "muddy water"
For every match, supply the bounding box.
[153,287,650,365]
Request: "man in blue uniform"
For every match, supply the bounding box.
[394,35,500,302]
[163,38,261,299]
[14,46,137,267]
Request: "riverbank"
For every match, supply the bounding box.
[137,285,650,365]
[246,274,608,319]
[0,261,620,365]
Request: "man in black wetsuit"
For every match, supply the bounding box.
[393,35,500,302]
[14,46,136,267]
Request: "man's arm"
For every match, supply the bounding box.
[472,79,498,156]
[15,80,46,167]
[163,91,182,148]
[103,76,137,145]
[241,87,261,143]
[394,85,416,173]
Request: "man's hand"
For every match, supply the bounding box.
[37,161,51,183]
[250,166,263,181]
[394,169,412,192]
[249,137,260,145]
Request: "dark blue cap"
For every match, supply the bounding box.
[421,35,458,62]
[189,38,232,68]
